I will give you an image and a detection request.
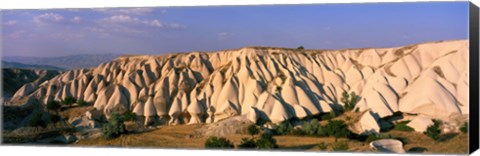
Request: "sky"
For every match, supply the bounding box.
[1,2,469,57]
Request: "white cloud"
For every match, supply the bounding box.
[101,15,141,24]
[4,20,17,26]
[149,19,163,28]
[168,23,186,29]
[94,8,153,15]
[50,33,85,41]
[99,15,185,29]
[218,32,231,40]
[33,13,64,24]
[8,30,26,39]
[71,16,82,23]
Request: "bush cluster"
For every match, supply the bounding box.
[27,111,46,127]
[238,124,278,149]
[123,111,137,121]
[61,96,77,105]
[297,46,305,51]
[271,122,294,135]
[204,136,234,148]
[365,133,393,143]
[320,111,336,121]
[270,119,352,141]
[394,120,414,132]
[424,119,441,140]
[247,124,260,137]
[102,113,127,139]
[46,113,61,123]
[255,132,278,149]
[323,120,352,140]
[238,138,257,148]
[297,119,327,136]
[76,99,89,106]
[46,101,61,110]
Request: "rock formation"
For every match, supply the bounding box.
[370,139,406,153]
[8,40,469,134]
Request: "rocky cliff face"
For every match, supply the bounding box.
[9,40,469,128]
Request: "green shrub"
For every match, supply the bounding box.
[76,99,89,106]
[238,138,257,148]
[424,119,441,140]
[331,141,349,151]
[297,46,305,51]
[460,122,468,133]
[61,96,77,105]
[318,142,328,150]
[365,133,392,143]
[321,111,336,121]
[324,120,352,141]
[341,91,359,112]
[102,113,127,139]
[256,132,278,149]
[247,124,259,137]
[316,126,328,137]
[394,120,414,132]
[123,111,137,121]
[46,113,61,123]
[271,121,293,135]
[302,119,328,137]
[302,119,320,135]
[46,101,61,110]
[27,111,45,127]
[204,136,234,148]
[291,128,306,136]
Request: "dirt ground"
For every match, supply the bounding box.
[74,124,468,154]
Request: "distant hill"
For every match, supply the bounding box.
[2,61,64,71]
[2,68,61,99]
[3,53,120,70]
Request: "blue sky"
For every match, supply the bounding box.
[2,2,469,57]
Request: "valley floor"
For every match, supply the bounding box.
[74,124,468,154]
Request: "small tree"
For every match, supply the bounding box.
[238,138,257,148]
[123,111,137,121]
[302,119,323,136]
[247,124,259,138]
[341,91,359,112]
[324,120,352,141]
[46,101,61,110]
[46,113,61,123]
[424,119,441,141]
[255,132,278,149]
[204,136,234,148]
[394,120,414,132]
[61,96,77,105]
[321,111,336,121]
[76,99,89,106]
[102,113,127,139]
[27,111,46,127]
[271,121,293,135]
[297,46,305,51]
